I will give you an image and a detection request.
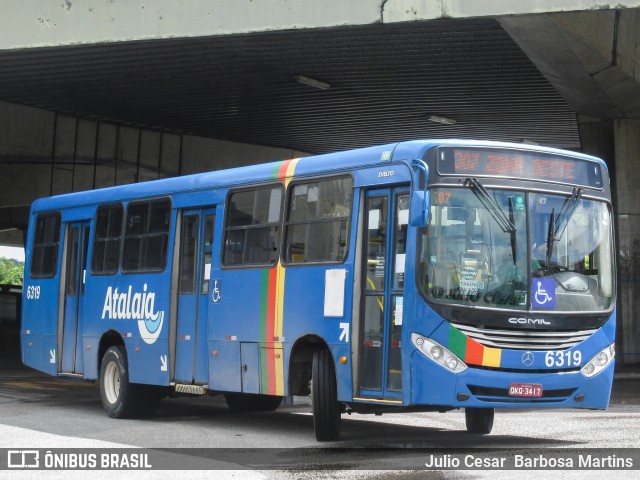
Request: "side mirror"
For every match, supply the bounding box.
[409,190,430,227]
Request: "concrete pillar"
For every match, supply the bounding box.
[612,119,640,364]
[580,119,640,364]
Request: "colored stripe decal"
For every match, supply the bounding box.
[448,327,467,360]
[465,337,484,365]
[259,271,270,392]
[482,347,502,368]
[446,324,502,368]
[259,158,300,395]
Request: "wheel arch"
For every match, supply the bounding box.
[288,334,332,396]
[98,330,126,378]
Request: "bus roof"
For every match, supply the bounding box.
[31,139,606,213]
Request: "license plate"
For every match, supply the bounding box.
[508,383,543,397]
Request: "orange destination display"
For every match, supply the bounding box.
[437,147,604,188]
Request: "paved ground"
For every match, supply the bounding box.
[1,357,639,479]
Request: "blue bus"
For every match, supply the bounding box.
[21,139,616,440]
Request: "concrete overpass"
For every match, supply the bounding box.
[0,0,639,363]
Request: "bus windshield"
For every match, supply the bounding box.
[419,186,614,312]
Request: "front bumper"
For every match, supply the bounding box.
[410,349,614,409]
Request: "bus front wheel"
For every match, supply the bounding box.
[311,349,341,441]
[465,408,494,434]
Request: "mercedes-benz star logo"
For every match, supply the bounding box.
[522,351,535,367]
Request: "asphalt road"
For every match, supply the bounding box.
[1,359,639,480]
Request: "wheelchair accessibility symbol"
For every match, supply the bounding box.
[212,279,221,303]
[532,278,555,309]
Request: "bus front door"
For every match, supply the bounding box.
[174,208,216,385]
[60,221,90,374]
[357,188,409,400]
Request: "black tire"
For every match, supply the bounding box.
[311,349,341,441]
[99,346,157,419]
[224,393,283,412]
[465,408,494,434]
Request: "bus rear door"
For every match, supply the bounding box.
[60,221,90,375]
[173,208,216,385]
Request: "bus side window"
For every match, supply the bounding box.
[283,177,352,264]
[122,198,171,272]
[223,185,283,267]
[92,204,123,275]
[30,213,61,278]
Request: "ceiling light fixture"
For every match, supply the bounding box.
[295,75,331,90]
[427,115,457,126]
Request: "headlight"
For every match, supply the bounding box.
[411,333,467,374]
[581,343,615,378]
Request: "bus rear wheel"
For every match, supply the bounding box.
[311,349,341,441]
[100,346,160,419]
[465,408,494,434]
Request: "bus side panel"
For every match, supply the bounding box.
[330,343,352,400]
[209,269,265,393]
[21,278,60,376]
[81,267,173,386]
[209,339,242,391]
[81,337,100,380]
[283,265,355,402]
[21,215,62,377]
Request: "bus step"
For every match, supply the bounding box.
[174,384,208,395]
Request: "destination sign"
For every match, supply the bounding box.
[437,147,603,188]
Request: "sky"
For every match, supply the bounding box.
[0,246,25,262]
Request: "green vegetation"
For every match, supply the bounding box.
[0,257,24,286]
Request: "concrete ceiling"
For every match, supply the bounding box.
[0,17,581,154]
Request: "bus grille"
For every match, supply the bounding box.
[451,322,597,351]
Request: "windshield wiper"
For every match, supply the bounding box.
[546,207,556,271]
[464,177,517,265]
[508,197,517,265]
[463,178,516,234]
[543,187,583,273]
[554,187,583,240]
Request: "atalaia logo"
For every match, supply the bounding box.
[101,284,165,344]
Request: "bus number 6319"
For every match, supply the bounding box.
[545,350,582,368]
[26,285,41,300]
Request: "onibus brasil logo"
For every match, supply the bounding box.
[101,284,165,344]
